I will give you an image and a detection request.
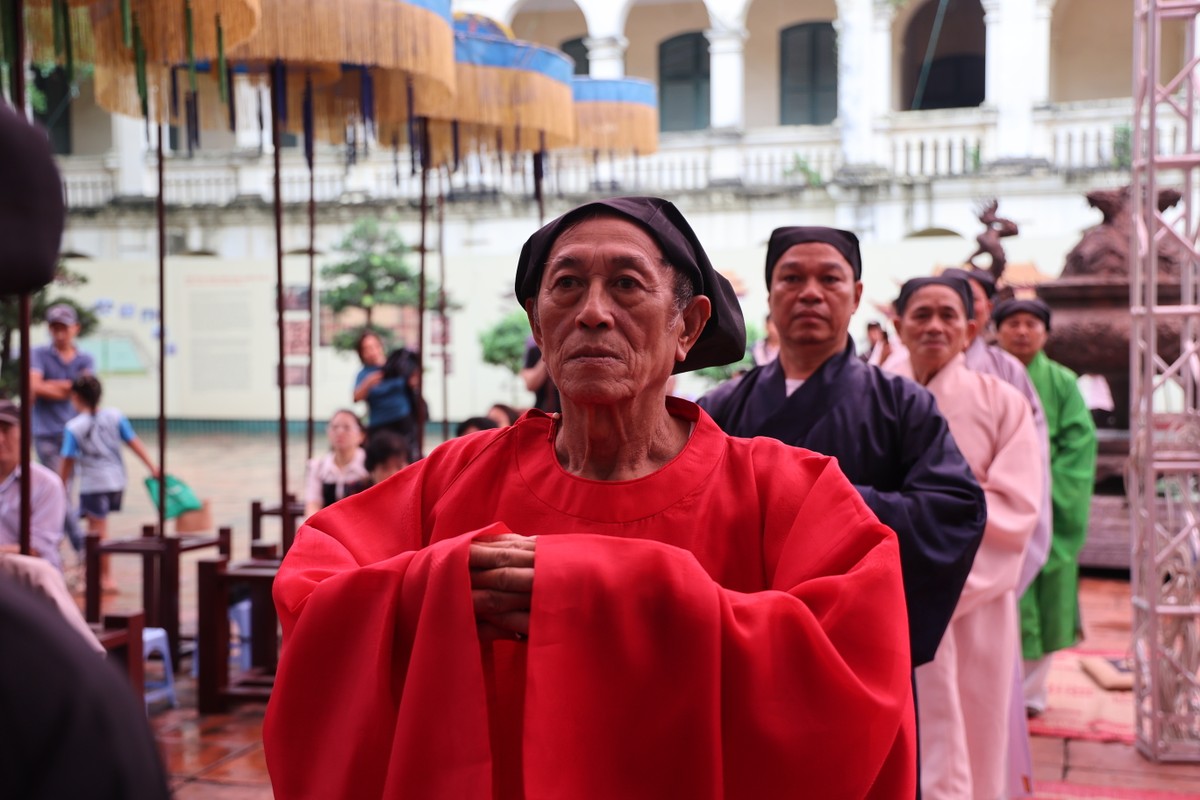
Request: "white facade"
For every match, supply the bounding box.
[41,0,1153,425]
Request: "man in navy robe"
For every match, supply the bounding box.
[699,227,985,667]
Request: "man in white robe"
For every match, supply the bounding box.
[942,267,1052,797]
[890,276,1043,800]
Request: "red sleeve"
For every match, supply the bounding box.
[266,434,915,799]
[266,524,510,799]
[525,461,915,800]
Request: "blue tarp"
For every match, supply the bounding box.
[572,77,657,108]
[453,34,573,86]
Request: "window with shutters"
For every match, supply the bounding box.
[780,23,838,126]
[658,32,710,132]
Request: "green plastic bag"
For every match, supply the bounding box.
[143,474,204,520]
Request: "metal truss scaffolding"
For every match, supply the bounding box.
[1131,0,1200,763]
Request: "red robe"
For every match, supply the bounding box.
[264,399,916,799]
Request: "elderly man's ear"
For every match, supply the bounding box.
[675,295,712,363]
[524,299,542,349]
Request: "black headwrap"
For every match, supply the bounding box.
[0,103,65,295]
[764,226,862,286]
[940,266,996,299]
[992,298,1052,331]
[895,276,974,320]
[514,197,746,374]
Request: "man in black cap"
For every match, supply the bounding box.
[266,199,917,799]
[700,226,985,670]
[29,303,92,554]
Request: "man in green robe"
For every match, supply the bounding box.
[993,298,1098,715]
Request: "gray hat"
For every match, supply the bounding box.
[0,400,19,426]
[46,304,78,326]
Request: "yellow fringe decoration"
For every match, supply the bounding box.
[227,0,454,102]
[24,5,96,66]
[374,59,576,164]
[575,100,659,155]
[87,0,260,66]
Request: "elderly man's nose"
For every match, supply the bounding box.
[576,284,614,327]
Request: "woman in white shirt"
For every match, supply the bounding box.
[304,410,370,518]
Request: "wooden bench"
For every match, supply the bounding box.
[250,497,304,555]
[196,555,280,714]
[84,526,231,668]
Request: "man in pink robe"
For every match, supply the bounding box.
[889,276,1043,800]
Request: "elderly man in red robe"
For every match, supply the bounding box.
[264,197,916,799]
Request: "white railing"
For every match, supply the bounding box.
[884,107,994,178]
[61,157,116,208]
[58,98,1152,210]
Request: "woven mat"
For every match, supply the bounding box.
[1035,780,1199,799]
[1028,649,1135,744]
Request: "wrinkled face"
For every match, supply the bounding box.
[966,278,991,324]
[327,411,364,452]
[0,421,16,468]
[527,216,709,406]
[359,334,385,366]
[896,285,976,374]
[996,311,1048,362]
[49,321,78,348]
[768,243,862,353]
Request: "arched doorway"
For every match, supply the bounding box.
[900,0,985,111]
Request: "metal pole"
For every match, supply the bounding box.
[156,120,167,535]
[437,167,448,443]
[9,0,24,112]
[13,0,31,556]
[271,62,289,533]
[18,295,31,555]
[306,138,316,461]
[416,117,428,456]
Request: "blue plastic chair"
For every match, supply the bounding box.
[143,627,178,712]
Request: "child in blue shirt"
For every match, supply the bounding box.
[59,375,158,592]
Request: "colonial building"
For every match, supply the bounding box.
[40,0,1148,422]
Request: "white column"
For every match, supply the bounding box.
[584,36,627,79]
[1031,0,1056,105]
[233,76,263,150]
[835,0,875,165]
[706,26,746,132]
[109,112,148,197]
[869,1,896,164]
[983,0,1037,160]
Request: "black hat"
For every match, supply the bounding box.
[765,226,862,286]
[992,298,1052,331]
[0,104,65,295]
[895,275,975,320]
[0,400,19,426]
[941,267,996,299]
[514,197,746,373]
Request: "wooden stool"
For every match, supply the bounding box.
[85,526,231,668]
[197,555,280,713]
